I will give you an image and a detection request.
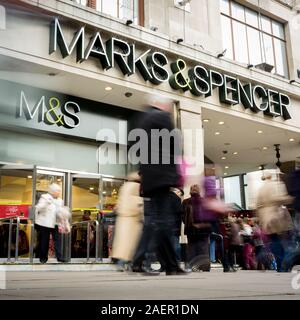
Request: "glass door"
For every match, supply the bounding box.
[0,163,34,260]
[34,169,66,261]
[71,173,101,259]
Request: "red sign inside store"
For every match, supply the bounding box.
[0,204,30,219]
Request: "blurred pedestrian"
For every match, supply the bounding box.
[256,172,293,271]
[35,183,64,263]
[131,102,187,275]
[112,172,143,270]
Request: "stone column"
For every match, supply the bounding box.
[178,102,204,195]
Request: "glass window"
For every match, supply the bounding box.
[260,15,272,34]
[232,20,248,64]
[245,8,258,28]
[220,1,288,77]
[247,27,262,65]
[231,1,245,22]
[220,0,230,14]
[221,15,233,59]
[272,20,285,39]
[102,179,124,211]
[274,38,288,76]
[102,0,118,17]
[262,33,275,67]
[223,176,242,208]
[0,167,33,219]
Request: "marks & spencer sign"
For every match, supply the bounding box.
[49,18,291,120]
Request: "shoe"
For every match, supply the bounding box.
[141,266,160,275]
[223,267,237,272]
[166,268,188,276]
[40,259,47,264]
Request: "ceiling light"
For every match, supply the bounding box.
[203,119,210,122]
[89,187,94,191]
[102,191,107,194]
[221,156,226,160]
[233,152,238,155]
[262,146,268,150]
[257,130,263,134]
[289,138,295,142]
[27,175,32,179]
[215,132,221,135]
[57,179,62,182]
[105,86,113,91]
[225,166,229,169]
[218,121,225,125]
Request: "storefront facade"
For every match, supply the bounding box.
[0,0,300,263]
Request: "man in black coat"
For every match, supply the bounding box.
[131,103,186,275]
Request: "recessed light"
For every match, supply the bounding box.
[203,119,210,122]
[221,156,226,160]
[218,121,225,125]
[259,166,262,170]
[233,152,238,155]
[105,86,113,91]
[257,130,263,134]
[215,132,221,135]
[225,166,229,169]
[89,187,94,191]
[102,191,107,194]
[262,146,268,150]
[27,175,32,179]
[57,179,61,182]
[289,138,295,142]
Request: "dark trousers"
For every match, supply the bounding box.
[35,224,61,262]
[132,191,179,272]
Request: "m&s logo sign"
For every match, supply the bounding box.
[18,91,80,129]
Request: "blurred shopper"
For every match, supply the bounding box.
[237,218,256,270]
[131,102,187,276]
[227,216,243,270]
[35,183,64,263]
[256,172,294,271]
[112,172,143,270]
[183,178,232,272]
[286,168,300,237]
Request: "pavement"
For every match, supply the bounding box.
[1,268,300,300]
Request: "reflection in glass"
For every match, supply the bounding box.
[221,15,233,59]
[274,38,288,76]
[272,20,285,39]
[231,1,245,22]
[247,27,262,65]
[245,8,258,28]
[261,33,275,67]
[260,16,272,33]
[220,0,230,14]
[102,0,118,17]
[232,20,248,64]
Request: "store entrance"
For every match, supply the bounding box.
[0,163,34,260]
[71,173,101,259]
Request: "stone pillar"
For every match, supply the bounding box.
[179,103,204,196]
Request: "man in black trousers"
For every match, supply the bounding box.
[131,102,187,275]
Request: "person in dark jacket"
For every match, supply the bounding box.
[131,103,186,275]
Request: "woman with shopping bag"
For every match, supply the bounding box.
[111,172,144,270]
